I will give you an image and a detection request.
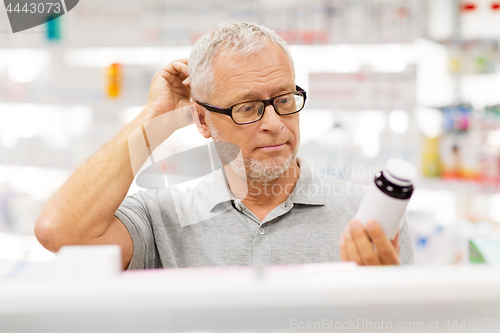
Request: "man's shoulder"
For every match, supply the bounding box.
[294,157,366,207]
[127,168,228,201]
[121,188,171,210]
[313,172,365,202]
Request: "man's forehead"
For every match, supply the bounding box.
[214,79,295,107]
[232,83,296,100]
[211,46,295,104]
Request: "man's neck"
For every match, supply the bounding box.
[224,159,301,220]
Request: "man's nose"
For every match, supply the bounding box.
[259,104,283,132]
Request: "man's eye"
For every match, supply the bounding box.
[278,97,290,104]
[236,104,256,112]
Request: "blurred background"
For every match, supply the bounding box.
[1,0,500,265]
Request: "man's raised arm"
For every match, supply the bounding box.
[35,59,192,270]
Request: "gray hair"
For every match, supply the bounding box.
[188,21,295,103]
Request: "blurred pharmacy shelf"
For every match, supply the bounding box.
[0,0,427,48]
[0,232,54,262]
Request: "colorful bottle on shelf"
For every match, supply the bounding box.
[46,16,62,41]
[106,63,122,98]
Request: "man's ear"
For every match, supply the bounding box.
[191,102,211,139]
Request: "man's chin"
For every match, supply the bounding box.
[245,154,296,183]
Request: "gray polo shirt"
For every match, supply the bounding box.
[115,157,414,269]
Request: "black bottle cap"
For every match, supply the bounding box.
[374,171,414,200]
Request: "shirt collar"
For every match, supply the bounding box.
[288,157,326,205]
[206,169,235,213]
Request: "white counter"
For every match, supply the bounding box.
[1,261,499,333]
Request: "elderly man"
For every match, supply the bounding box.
[35,22,414,270]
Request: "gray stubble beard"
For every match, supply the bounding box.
[245,145,299,183]
[207,113,299,184]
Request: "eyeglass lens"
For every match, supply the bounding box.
[232,92,304,124]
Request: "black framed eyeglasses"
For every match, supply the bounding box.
[196,85,307,125]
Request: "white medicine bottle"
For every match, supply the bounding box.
[354,158,416,240]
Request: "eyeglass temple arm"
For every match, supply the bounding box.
[295,85,307,100]
[195,101,232,116]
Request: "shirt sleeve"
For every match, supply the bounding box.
[114,191,156,270]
